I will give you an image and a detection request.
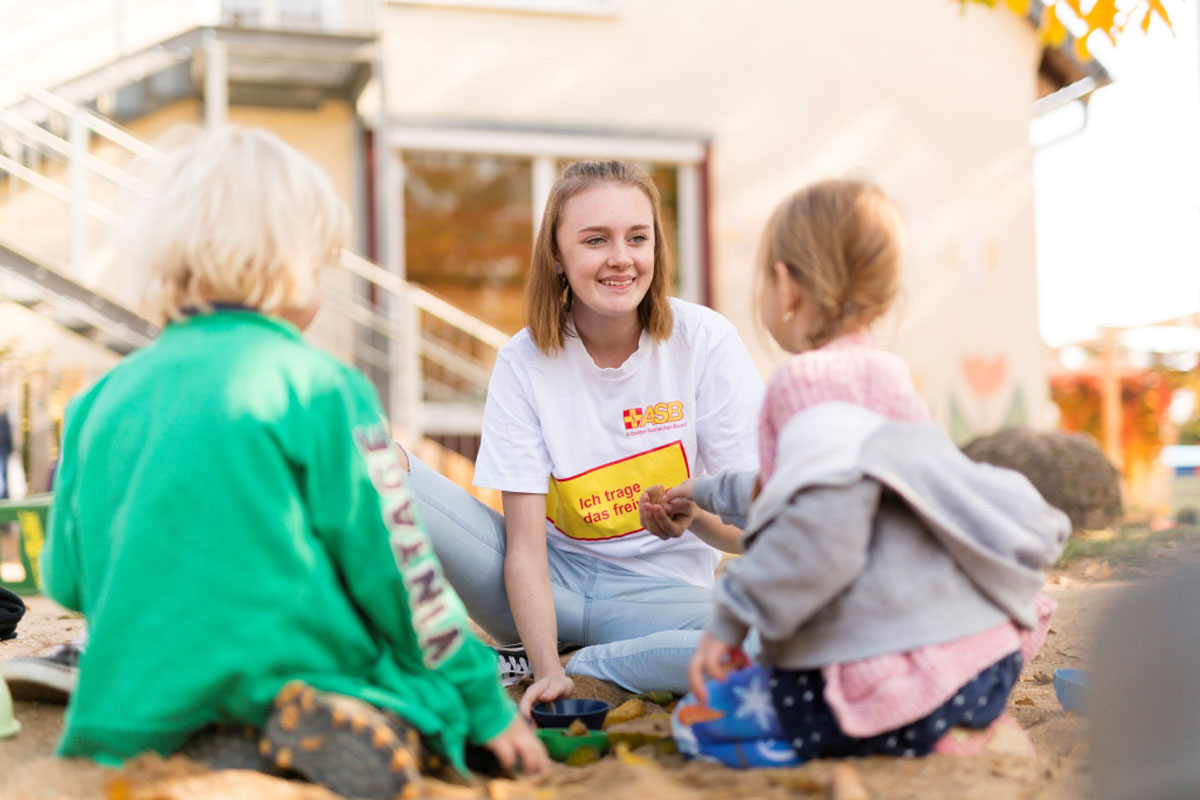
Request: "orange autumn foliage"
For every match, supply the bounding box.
[957,0,1177,60]
[1050,370,1173,475]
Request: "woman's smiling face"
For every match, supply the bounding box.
[556,184,655,329]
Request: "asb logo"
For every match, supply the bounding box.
[623,401,684,430]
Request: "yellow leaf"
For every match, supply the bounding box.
[607,731,653,750]
[1074,31,1091,61]
[1085,0,1118,44]
[634,690,675,707]
[106,778,132,800]
[602,698,645,728]
[1146,0,1173,32]
[1040,4,1069,47]
[613,741,656,767]
[1004,0,1031,14]
[564,745,600,767]
[1084,0,1116,30]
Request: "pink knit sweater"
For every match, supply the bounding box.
[759,331,1049,736]
[758,332,930,482]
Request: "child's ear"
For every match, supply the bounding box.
[772,261,802,315]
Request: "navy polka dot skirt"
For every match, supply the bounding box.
[671,653,1022,768]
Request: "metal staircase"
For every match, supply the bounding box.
[0,68,507,444]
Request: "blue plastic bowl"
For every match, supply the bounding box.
[1053,668,1090,713]
[530,698,610,729]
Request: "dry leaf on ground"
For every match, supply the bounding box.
[603,698,646,727]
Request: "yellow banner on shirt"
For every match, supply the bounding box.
[546,441,690,541]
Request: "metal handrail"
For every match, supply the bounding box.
[0,151,123,227]
[338,250,511,351]
[0,107,150,193]
[322,266,503,393]
[0,73,505,434]
[0,72,164,165]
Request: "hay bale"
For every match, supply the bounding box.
[962,428,1122,532]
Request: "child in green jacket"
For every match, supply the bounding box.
[41,125,546,798]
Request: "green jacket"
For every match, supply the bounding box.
[42,311,515,769]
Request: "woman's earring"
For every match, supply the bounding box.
[782,310,794,323]
[554,263,563,275]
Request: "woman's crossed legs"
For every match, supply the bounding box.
[403,455,710,693]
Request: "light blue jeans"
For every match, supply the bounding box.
[404,455,712,694]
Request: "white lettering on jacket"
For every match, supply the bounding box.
[354,424,464,668]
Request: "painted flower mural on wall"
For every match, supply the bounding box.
[949,353,1026,444]
[961,354,1008,397]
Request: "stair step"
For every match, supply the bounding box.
[0,237,155,356]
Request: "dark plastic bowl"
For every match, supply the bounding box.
[1053,668,1090,713]
[530,698,610,729]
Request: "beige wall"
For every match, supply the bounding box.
[381,0,1054,438]
[120,97,358,214]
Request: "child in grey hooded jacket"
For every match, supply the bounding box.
[641,180,1070,767]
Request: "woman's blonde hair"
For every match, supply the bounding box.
[125,125,348,324]
[524,160,674,354]
[760,179,905,348]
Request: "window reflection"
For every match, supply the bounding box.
[403,153,684,334]
[403,151,533,334]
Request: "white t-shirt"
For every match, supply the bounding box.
[474,298,764,588]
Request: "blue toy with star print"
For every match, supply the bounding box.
[671,656,1021,768]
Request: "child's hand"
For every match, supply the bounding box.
[687,632,744,705]
[485,713,549,775]
[639,482,696,540]
[665,478,695,503]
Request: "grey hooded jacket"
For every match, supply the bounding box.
[693,403,1070,670]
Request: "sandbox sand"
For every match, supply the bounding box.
[4,536,1195,800]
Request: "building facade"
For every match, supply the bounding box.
[0,0,1105,491]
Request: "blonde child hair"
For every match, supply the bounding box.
[758,179,904,348]
[124,125,348,324]
[524,160,674,355]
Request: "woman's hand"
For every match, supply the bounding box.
[501,491,574,717]
[639,480,697,539]
[687,632,745,705]
[518,669,575,717]
[485,713,550,775]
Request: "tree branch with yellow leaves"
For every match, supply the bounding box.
[959,0,1179,61]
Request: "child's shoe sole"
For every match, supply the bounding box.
[178,723,265,771]
[261,681,421,800]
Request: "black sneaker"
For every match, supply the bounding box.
[494,644,532,687]
[0,642,81,703]
[261,680,422,800]
[494,641,580,687]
